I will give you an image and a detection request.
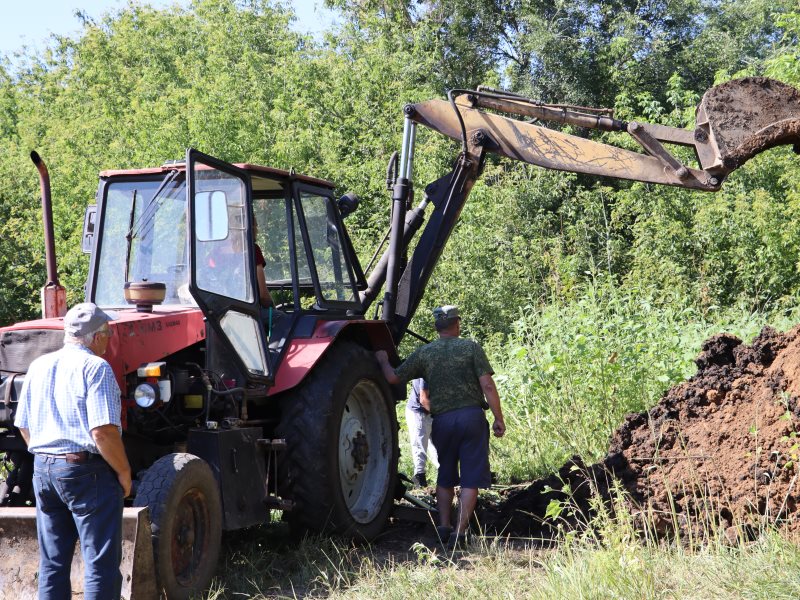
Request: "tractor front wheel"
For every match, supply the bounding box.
[278,341,399,540]
[133,453,222,599]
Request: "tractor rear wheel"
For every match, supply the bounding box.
[277,341,399,540]
[133,453,222,599]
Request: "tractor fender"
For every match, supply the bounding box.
[269,319,396,396]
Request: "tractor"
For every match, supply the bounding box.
[0,76,798,598]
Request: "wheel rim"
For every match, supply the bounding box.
[171,488,210,587]
[338,379,393,523]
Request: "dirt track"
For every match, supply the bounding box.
[478,325,800,541]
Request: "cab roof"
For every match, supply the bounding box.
[99,163,335,191]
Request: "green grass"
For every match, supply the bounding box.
[205,518,800,599]
[341,536,800,600]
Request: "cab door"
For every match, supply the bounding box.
[187,148,271,381]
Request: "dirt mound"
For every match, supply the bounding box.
[481,325,800,539]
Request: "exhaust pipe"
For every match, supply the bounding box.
[31,151,67,319]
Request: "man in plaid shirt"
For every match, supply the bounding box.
[15,302,131,600]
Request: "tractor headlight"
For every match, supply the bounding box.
[134,382,159,408]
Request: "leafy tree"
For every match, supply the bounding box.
[0,0,798,338]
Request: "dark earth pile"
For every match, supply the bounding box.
[479,325,800,540]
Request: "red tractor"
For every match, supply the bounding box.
[0,77,798,598]
[1,148,407,597]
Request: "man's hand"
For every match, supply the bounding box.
[492,418,506,438]
[420,387,432,413]
[479,373,505,437]
[118,470,132,498]
[91,424,133,498]
[374,350,401,384]
[18,427,30,446]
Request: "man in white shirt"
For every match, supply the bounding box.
[14,302,131,600]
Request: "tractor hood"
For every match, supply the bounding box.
[0,307,206,392]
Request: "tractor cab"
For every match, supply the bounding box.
[85,149,366,386]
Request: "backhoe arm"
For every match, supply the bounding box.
[408,94,719,190]
[367,77,800,343]
[408,77,800,192]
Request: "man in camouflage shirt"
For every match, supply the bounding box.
[376,305,505,548]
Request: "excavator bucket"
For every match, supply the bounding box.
[696,77,800,174]
[0,507,158,599]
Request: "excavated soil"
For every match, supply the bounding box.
[700,77,800,170]
[478,325,800,541]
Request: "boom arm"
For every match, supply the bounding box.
[364,77,800,343]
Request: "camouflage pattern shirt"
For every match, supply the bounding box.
[395,337,493,416]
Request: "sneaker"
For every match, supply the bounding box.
[411,472,427,488]
[435,525,453,544]
[446,531,468,550]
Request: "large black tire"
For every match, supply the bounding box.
[277,341,399,540]
[133,453,222,599]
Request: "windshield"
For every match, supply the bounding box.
[94,173,194,307]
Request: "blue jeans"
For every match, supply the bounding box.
[33,454,123,600]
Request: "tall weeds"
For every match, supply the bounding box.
[489,280,800,482]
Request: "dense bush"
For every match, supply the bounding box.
[1,1,799,331]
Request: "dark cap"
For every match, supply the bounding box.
[63,303,118,336]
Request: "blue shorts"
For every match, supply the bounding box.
[431,405,491,489]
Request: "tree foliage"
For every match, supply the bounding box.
[0,0,798,338]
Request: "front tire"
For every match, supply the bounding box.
[277,341,399,540]
[133,453,222,599]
